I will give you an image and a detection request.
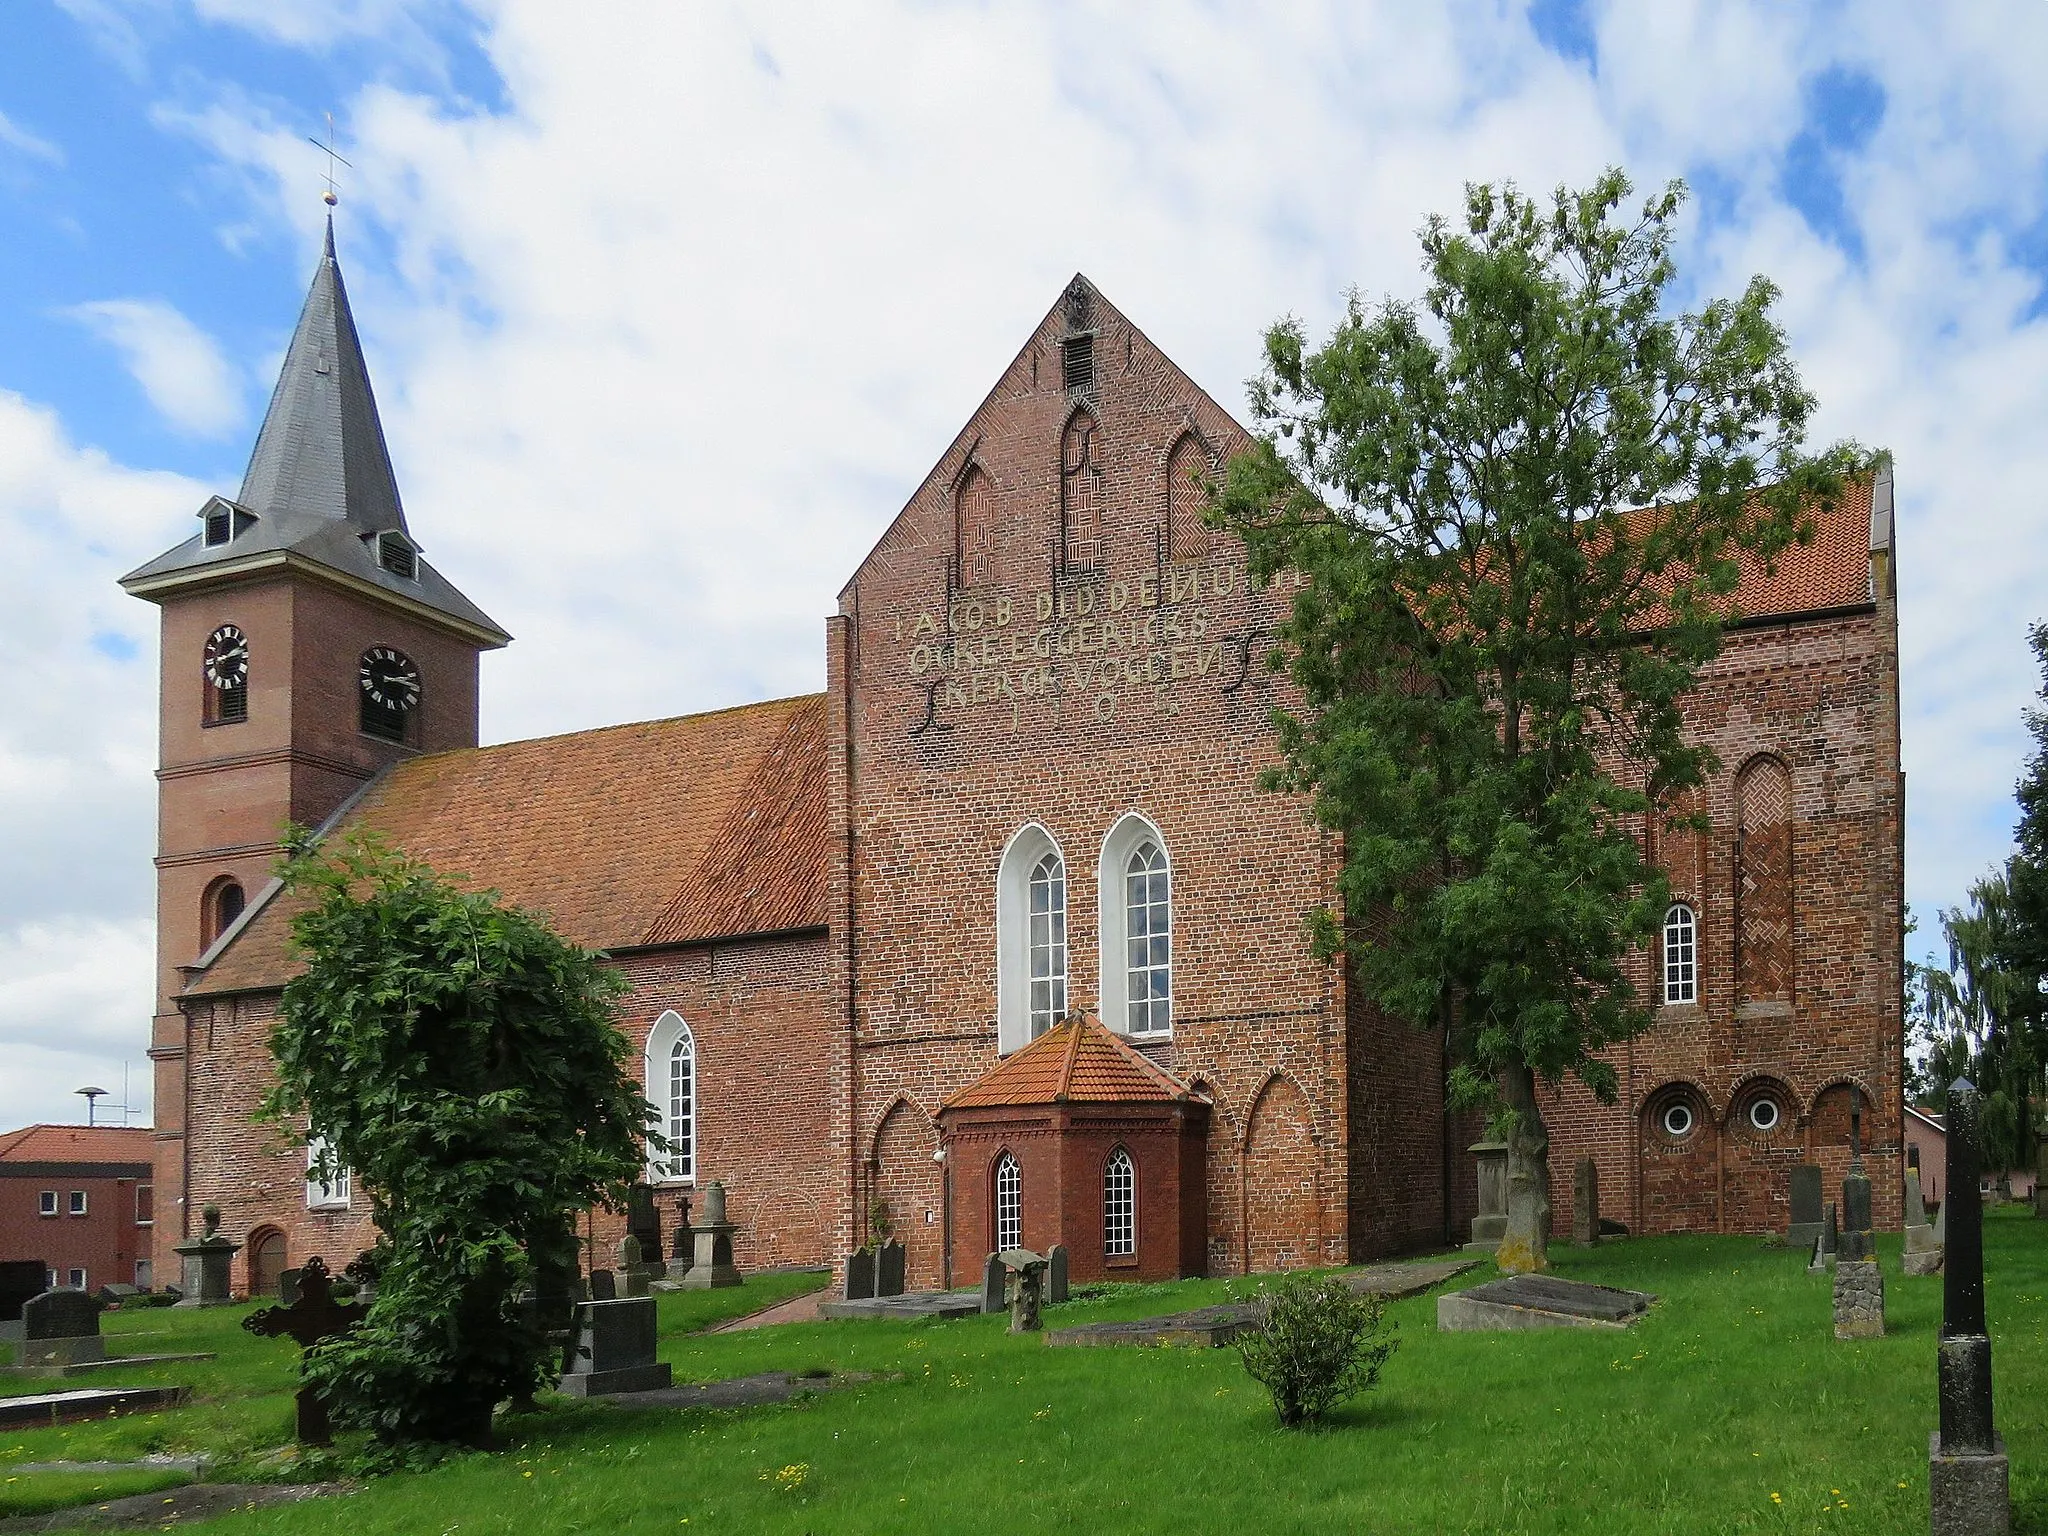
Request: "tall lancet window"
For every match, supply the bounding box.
[1103,1148,1136,1258]
[994,1152,1022,1252]
[1098,814,1173,1036]
[997,825,1068,1053]
[645,1011,696,1182]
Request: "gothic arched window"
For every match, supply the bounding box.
[1662,903,1698,1006]
[1103,1147,1136,1258]
[645,1011,696,1183]
[1098,814,1172,1035]
[997,826,1068,1052]
[994,1151,1022,1251]
[204,878,246,947]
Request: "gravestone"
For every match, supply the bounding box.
[15,1290,105,1367]
[588,1269,618,1302]
[343,1249,381,1305]
[1810,1201,1839,1273]
[172,1204,240,1307]
[1000,1249,1047,1334]
[627,1184,663,1278]
[0,1261,45,1344]
[667,1193,694,1281]
[980,1252,1005,1315]
[1931,1078,2009,1534]
[1047,1244,1069,1303]
[1905,1168,1944,1276]
[277,1268,303,1307]
[1833,1127,1885,1339]
[614,1235,650,1297]
[241,1256,366,1445]
[1572,1158,1600,1248]
[1437,1274,1654,1332]
[877,1241,906,1298]
[1788,1163,1824,1250]
[844,1249,876,1302]
[558,1295,671,1397]
[678,1179,742,1289]
[1467,1140,1509,1250]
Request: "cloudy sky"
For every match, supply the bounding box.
[1,0,2043,1131]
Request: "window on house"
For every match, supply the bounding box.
[997,826,1069,1053]
[995,1152,1022,1252]
[1662,903,1698,1006]
[67,1268,85,1290]
[204,878,246,947]
[1103,1148,1136,1258]
[305,1136,351,1211]
[44,1268,56,1291]
[1099,815,1173,1035]
[68,1191,87,1216]
[1028,853,1068,1038]
[135,1185,153,1226]
[645,1011,696,1182]
[38,1191,56,1217]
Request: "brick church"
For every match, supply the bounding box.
[121,226,1906,1296]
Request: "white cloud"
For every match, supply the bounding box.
[64,298,243,438]
[0,107,63,165]
[0,921,157,1131]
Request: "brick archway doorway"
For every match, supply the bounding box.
[248,1229,287,1298]
[1243,1076,1318,1273]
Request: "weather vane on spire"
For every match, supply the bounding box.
[307,112,351,208]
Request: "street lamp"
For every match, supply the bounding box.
[75,1086,108,1126]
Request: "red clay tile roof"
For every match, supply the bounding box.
[1630,475,1877,625]
[0,1125,155,1165]
[942,1014,1194,1110]
[189,694,828,997]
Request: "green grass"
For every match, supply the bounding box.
[7,1224,2048,1533]
[0,1465,193,1517]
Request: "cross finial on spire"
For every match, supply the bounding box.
[307,111,352,209]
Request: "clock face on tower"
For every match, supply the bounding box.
[203,625,249,689]
[359,647,422,712]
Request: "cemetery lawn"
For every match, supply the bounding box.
[4,1222,2046,1534]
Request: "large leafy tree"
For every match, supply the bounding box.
[2007,622,2048,1030]
[264,832,653,1446]
[1217,171,1861,1271]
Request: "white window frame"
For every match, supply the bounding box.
[68,1191,87,1217]
[1662,903,1698,1006]
[44,1268,56,1291]
[1098,813,1173,1036]
[305,1135,351,1211]
[38,1191,56,1217]
[997,824,1068,1053]
[994,1151,1022,1251]
[67,1267,86,1290]
[135,1184,153,1227]
[644,1009,697,1185]
[1103,1147,1136,1258]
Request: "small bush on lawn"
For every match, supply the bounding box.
[1233,1273,1397,1427]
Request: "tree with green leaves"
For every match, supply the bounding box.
[2006,621,2048,1032]
[1921,870,2039,1172]
[263,831,654,1447]
[1217,170,1862,1272]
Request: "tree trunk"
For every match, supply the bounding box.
[1497,1060,1550,1274]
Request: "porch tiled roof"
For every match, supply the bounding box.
[942,1014,1193,1109]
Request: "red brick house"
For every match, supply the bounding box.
[0,1126,156,1293]
[121,234,1905,1291]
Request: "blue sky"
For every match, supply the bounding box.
[2,0,2045,1130]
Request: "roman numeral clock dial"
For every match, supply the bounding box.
[358,646,421,742]
[202,625,248,689]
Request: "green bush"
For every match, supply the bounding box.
[1233,1273,1397,1427]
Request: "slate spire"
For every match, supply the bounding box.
[237,213,406,534]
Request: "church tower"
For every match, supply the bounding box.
[121,219,509,1260]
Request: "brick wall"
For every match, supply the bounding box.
[0,1170,153,1291]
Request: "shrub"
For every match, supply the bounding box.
[1233,1272,1397,1427]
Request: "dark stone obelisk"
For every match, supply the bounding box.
[1930,1079,2009,1534]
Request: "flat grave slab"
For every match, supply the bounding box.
[596,1369,879,1411]
[0,1480,342,1532]
[0,1387,189,1429]
[1437,1273,1656,1332]
[2,1352,215,1380]
[1046,1257,1479,1349]
[818,1290,982,1321]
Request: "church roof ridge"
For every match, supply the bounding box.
[404,691,828,763]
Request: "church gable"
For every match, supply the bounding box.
[841,275,1252,611]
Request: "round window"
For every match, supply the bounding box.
[1661,1101,1695,1139]
[1749,1097,1781,1133]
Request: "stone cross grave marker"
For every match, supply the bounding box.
[1572,1158,1600,1248]
[1833,1115,1885,1339]
[1931,1078,2009,1533]
[241,1257,366,1445]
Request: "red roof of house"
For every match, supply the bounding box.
[0,1125,155,1165]
[189,694,829,997]
[942,1014,1194,1109]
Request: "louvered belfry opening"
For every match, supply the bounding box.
[217,679,248,723]
[378,533,417,580]
[1061,334,1095,394]
[203,507,231,546]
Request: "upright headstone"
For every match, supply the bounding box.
[627,1183,662,1277]
[614,1235,650,1298]
[1047,1244,1069,1303]
[1905,1168,1944,1276]
[588,1268,618,1302]
[1834,1117,1885,1339]
[679,1179,743,1289]
[877,1241,906,1298]
[1466,1141,1509,1251]
[980,1252,1005,1315]
[1930,1078,2009,1534]
[667,1193,694,1281]
[16,1289,105,1367]
[558,1295,671,1397]
[1788,1163,1824,1250]
[1572,1158,1600,1248]
[171,1205,240,1307]
[241,1257,366,1445]
[277,1267,303,1307]
[844,1249,876,1301]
